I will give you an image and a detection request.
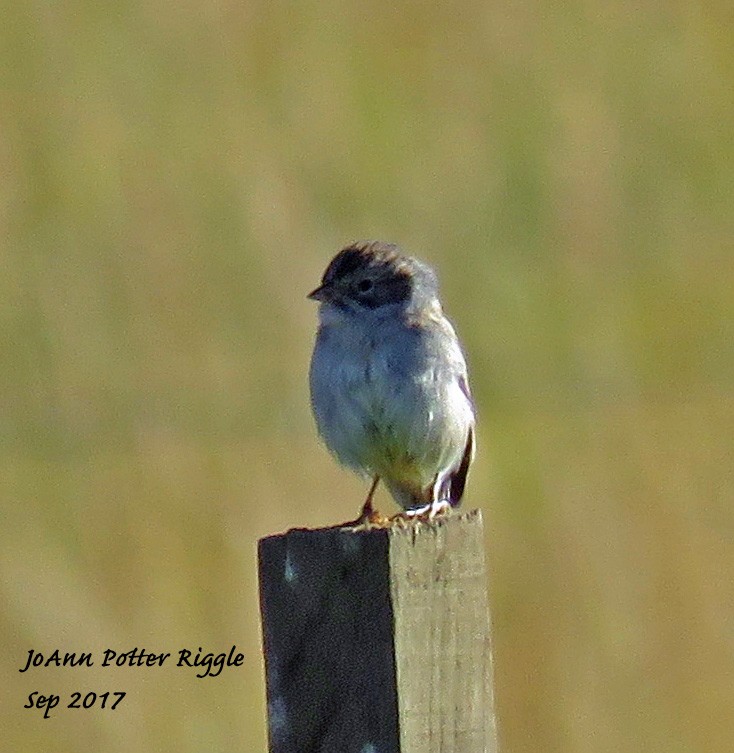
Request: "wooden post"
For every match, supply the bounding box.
[258,509,498,753]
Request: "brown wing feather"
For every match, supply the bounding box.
[448,424,474,507]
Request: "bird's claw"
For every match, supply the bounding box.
[392,499,452,524]
[341,501,391,529]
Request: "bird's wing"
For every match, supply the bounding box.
[448,420,474,507]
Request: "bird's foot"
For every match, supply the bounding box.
[342,500,391,529]
[427,499,452,519]
[393,499,453,523]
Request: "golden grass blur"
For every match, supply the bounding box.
[2,2,733,752]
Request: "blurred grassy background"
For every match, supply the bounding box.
[1,1,733,751]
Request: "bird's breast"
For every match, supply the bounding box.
[310,318,471,486]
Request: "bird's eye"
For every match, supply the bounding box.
[357,279,373,293]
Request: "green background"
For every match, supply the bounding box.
[2,2,733,751]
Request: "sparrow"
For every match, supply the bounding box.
[308,241,475,523]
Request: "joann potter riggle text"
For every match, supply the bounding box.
[19,646,245,679]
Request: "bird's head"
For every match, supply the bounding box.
[308,241,439,318]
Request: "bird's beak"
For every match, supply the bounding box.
[308,284,329,302]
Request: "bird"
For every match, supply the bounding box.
[308,240,475,524]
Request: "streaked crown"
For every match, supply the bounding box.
[309,241,439,312]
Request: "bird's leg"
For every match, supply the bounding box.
[399,475,452,520]
[399,477,453,521]
[427,474,452,519]
[363,475,379,514]
[344,476,388,527]
[359,476,387,524]
[428,499,452,519]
